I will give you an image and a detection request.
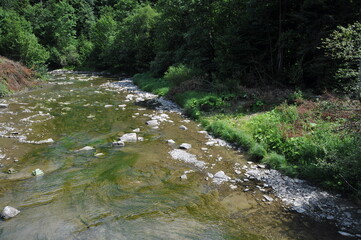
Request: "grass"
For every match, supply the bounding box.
[132,71,361,200]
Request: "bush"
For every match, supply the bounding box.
[262,152,286,169]
[0,81,11,97]
[133,73,171,96]
[249,143,267,161]
[164,64,200,86]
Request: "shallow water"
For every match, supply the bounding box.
[0,73,346,239]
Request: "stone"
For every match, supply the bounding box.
[119,133,137,142]
[1,206,20,219]
[338,231,355,237]
[180,174,188,180]
[169,149,206,169]
[104,105,113,108]
[112,141,125,147]
[137,137,144,142]
[293,206,306,214]
[212,171,231,184]
[146,120,159,127]
[0,104,9,108]
[244,188,250,192]
[205,141,216,146]
[235,170,241,175]
[76,146,95,151]
[201,148,208,151]
[263,195,274,202]
[230,184,238,190]
[7,168,15,174]
[179,143,192,150]
[167,139,176,145]
[133,128,140,132]
[32,168,44,176]
[95,153,105,157]
[179,125,188,130]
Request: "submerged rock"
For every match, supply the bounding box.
[112,141,125,147]
[7,168,15,174]
[0,104,9,108]
[167,139,176,145]
[76,146,95,152]
[32,168,44,176]
[1,206,20,219]
[169,149,206,169]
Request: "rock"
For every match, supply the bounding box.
[167,139,176,145]
[263,195,274,202]
[0,104,9,108]
[32,168,44,176]
[205,141,216,146]
[257,164,266,169]
[146,120,159,127]
[133,128,140,132]
[95,153,105,157]
[180,174,188,181]
[244,188,250,192]
[293,206,306,214]
[169,149,206,169]
[1,206,20,219]
[230,184,238,190]
[235,170,242,175]
[201,148,208,151]
[179,143,192,150]
[137,137,144,141]
[7,168,15,174]
[212,171,231,184]
[76,146,95,152]
[104,105,113,108]
[112,141,125,147]
[179,125,188,130]
[338,231,355,237]
[119,133,137,142]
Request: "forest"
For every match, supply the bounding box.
[0,0,360,199]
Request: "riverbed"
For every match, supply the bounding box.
[0,71,353,239]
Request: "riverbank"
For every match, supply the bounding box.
[132,73,361,237]
[0,57,41,97]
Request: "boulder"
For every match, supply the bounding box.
[1,206,20,219]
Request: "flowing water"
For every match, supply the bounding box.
[0,73,347,240]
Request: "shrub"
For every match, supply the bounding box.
[133,73,171,96]
[262,152,286,169]
[249,143,267,161]
[164,64,199,86]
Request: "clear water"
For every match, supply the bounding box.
[0,73,344,240]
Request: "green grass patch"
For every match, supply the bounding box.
[133,73,171,96]
[0,81,11,97]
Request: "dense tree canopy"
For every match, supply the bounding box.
[0,0,360,95]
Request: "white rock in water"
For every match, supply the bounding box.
[179,143,192,150]
[76,146,95,151]
[146,120,159,127]
[180,174,188,180]
[1,206,20,219]
[137,137,144,142]
[0,103,9,108]
[119,133,137,142]
[212,171,231,184]
[167,139,176,145]
[104,105,113,108]
[179,125,188,130]
[263,195,274,202]
[32,168,44,176]
[133,128,140,132]
[95,153,105,157]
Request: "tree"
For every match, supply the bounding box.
[323,22,361,98]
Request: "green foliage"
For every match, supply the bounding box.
[323,21,361,97]
[262,152,287,169]
[0,81,11,97]
[0,8,49,69]
[175,91,228,119]
[249,143,267,161]
[133,73,171,96]
[206,120,255,150]
[163,64,199,86]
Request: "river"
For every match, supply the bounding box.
[0,72,348,239]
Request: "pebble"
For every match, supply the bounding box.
[7,168,15,174]
[76,146,95,151]
[180,174,188,181]
[263,195,274,202]
[167,139,176,145]
[32,168,44,176]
